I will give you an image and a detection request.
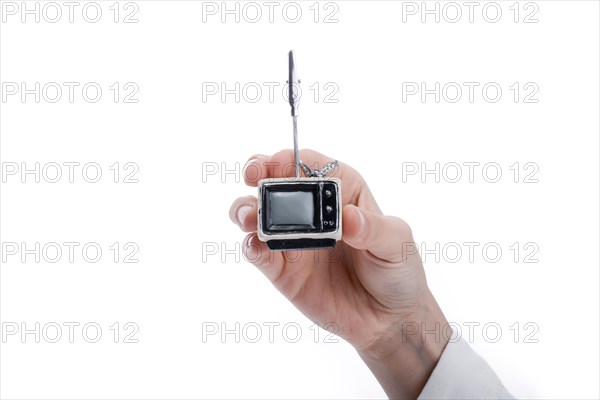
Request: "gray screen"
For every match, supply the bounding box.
[269,191,314,226]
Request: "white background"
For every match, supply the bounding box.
[0,1,599,399]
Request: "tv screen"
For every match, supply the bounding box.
[268,191,315,228]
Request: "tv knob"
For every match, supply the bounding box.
[326,205,333,213]
[325,189,332,198]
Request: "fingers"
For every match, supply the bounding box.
[241,233,286,284]
[342,204,414,264]
[229,196,257,232]
[244,149,354,183]
[230,200,287,284]
[243,154,271,187]
[243,149,371,209]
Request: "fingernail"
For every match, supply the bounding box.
[236,205,252,227]
[355,207,366,238]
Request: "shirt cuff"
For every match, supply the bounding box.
[418,335,514,399]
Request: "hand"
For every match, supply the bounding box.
[229,149,449,399]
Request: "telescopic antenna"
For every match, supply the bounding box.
[288,50,301,178]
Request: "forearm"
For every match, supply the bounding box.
[356,288,449,399]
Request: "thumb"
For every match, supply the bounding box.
[342,204,415,263]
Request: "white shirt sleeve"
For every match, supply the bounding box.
[418,336,514,399]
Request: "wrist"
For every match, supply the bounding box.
[356,288,449,399]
